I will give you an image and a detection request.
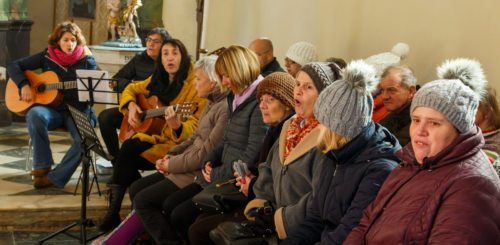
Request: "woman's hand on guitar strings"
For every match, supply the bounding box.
[164,106,181,130]
[21,85,33,102]
[127,101,143,128]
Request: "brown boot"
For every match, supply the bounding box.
[34,176,54,189]
[31,168,51,177]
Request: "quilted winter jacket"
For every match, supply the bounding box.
[345,126,500,245]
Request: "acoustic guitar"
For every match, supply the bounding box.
[118,94,198,142]
[6,70,77,115]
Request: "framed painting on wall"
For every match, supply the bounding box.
[69,0,96,19]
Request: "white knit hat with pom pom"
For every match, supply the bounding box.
[364,42,410,75]
[411,58,487,133]
[314,60,379,138]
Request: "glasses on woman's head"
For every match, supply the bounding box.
[146,37,162,44]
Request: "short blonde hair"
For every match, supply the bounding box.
[215,45,261,93]
[318,126,352,153]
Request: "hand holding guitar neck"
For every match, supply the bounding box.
[164,105,181,130]
[127,101,143,128]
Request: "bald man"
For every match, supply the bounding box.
[249,38,285,77]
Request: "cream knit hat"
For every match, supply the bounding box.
[285,41,318,66]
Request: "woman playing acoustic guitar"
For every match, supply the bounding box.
[6,21,96,189]
[98,39,206,232]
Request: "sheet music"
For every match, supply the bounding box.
[76,70,118,104]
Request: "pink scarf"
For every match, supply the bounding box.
[48,45,84,67]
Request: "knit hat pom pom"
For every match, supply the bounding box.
[437,58,487,97]
[341,60,378,94]
[391,42,410,60]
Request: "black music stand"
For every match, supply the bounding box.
[38,106,112,244]
[72,71,118,196]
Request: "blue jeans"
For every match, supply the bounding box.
[26,105,93,188]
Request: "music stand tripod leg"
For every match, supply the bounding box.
[39,108,106,243]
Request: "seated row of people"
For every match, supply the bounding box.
[6,21,499,243]
[97,45,500,244]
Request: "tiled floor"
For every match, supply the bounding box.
[0,122,129,244]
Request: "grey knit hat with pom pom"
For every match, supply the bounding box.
[411,58,487,133]
[314,60,379,138]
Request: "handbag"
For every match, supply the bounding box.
[192,178,247,213]
[209,221,277,245]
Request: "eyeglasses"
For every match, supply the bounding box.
[284,57,297,65]
[146,38,162,44]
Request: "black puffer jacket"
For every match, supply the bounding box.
[283,122,400,244]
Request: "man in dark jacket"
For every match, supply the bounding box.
[97,27,170,163]
[378,65,417,146]
[249,38,285,77]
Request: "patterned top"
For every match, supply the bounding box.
[284,116,319,160]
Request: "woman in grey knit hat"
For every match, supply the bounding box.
[282,60,400,244]
[345,58,500,244]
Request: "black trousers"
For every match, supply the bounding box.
[98,107,123,159]
[111,138,155,187]
[134,178,203,244]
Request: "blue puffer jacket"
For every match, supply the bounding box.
[7,48,97,112]
[282,122,400,245]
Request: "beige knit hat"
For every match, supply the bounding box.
[285,41,318,66]
[256,72,295,109]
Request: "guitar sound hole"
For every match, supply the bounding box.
[37,84,46,92]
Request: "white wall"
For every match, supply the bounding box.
[163,0,500,93]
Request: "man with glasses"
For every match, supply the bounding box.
[97,27,171,170]
[249,38,284,77]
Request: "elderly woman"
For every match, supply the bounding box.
[345,58,500,244]
[138,46,268,244]
[188,72,296,244]
[281,61,400,244]
[91,55,228,244]
[225,62,342,242]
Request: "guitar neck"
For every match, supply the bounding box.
[44,80,77,91]
[142,107,167,120]
[141,103,195,120]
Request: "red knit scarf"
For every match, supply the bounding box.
[284,116,319,160]
[48,45,84,67]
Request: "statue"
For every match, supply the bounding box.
[122,0,142,43]
[106,0,121,41]
[101,0,142,48]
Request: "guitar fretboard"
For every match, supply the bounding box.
[143,107,168,120]
[44,81,78,91]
